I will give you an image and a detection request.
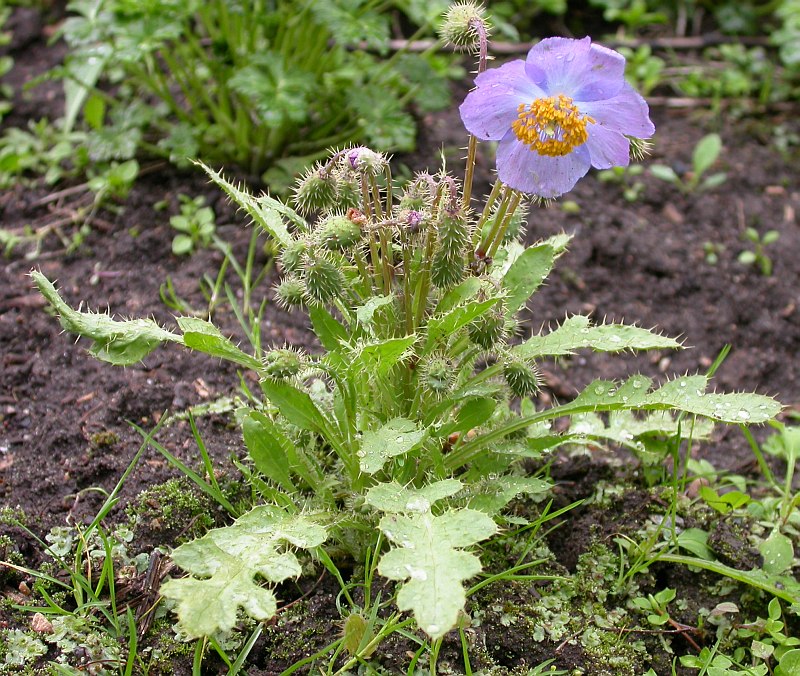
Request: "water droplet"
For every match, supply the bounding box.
[356,450,366,458]
[632,379,643,389]
[679,381,687,388]
[594,385,605,395]
[696,390,704,397]
[405,565,428,581]
[565,52,575,62]
[395,435,405,444]
[427,624,440,635]
[406,496,431,513]
[622,396,629,403]
[609,335,622,343]
[737,409,751,421]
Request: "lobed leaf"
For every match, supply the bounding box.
[501,243,555,314]
[177,317,262,370]
[365,479,463,514]
[161,506,327,638]
[377,508,496,638]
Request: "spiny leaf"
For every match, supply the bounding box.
[425,297,499,350]
[501,243,555,314]
[377,507,496,639]
[196,160,299,247]
[161,506,327,638]
[358,418,426,475]
[32,271,180,365]
[365,479,463,513]
[347,335,416,377]
[514,315,681,359]
[176,317,262,370]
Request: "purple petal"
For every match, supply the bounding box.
[460,60,546,141]
[578,83,655,137]
[496,134,591,198]
[524,37,627,101]
[585,125,630,169]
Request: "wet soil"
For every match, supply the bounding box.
[1,7,799,675]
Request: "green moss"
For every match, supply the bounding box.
[126,477,216,546]
[89,430,120,449]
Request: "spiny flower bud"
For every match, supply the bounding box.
[337,176,362,211]
[342,146,388,177]
[421,355,455,394]
[503,359,541,397]
[438,2,491,52]
[262,348,305,379]
[292,164,338,214]
[431,250,465,289]
[436,211,470,256]
[280,238,308,274]
[274,276,306,308]
[303,254,345,305]
[315,213,363,251]
[468,303,507,349]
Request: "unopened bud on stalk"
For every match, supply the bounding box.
[503,359,541,397]
[303,254,345,305]
[431,250,466,289]
[436,211,470,256]
[342,146,388,177]
[467,293,507,348]
[274,276,306,308]
[280,238,309,273]
[316,214,363,251]
[422,355,455,394]
[438,1,490,52]
[293,164,339,214]
[262,348,305,379]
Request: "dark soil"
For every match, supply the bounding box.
[1,6,799,675]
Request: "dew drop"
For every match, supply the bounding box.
[594,385,605,395]
[632,379,643,389]
[609,335,622,343]
[395,435,405,444]
[406,496,431,513]
[737,409,751,421]
[405,565,428,581]
[679,381,687,388]
[356,450,366,458]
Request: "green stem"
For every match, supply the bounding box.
[486,190,522,258]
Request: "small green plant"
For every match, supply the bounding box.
[597,163,646,202]
[168,194,217,256]
[618,44,665,96]
[703,240,726,265]
[738,227,780,276]
[631,587,676,626]
[650,133,727,194]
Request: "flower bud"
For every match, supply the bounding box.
[262,348,305,379]
[467,303,507,349]
[431,250,465,289]
[302,254,345,305]
[316,214,363,251]
[280,238,308,273]
[503,359,541,397]
[342,146,388,177]
[292,164,338,214]
[421,355,455,394]
[273,276,306,308]
[439,2,490,52]
[436,211,470,256]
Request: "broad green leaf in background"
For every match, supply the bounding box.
[692,133,722,177]
[176,317,262,370]
[760,531,795,575]
[365,479,462,514]
[161,506,327,638]
[466,475,551,515]
[501,243,555,314]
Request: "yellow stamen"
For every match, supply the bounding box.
[511,94,595,157]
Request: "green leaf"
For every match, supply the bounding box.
[467,476,551,515]
[196,161,302,247]
[176,317,262,371]
[242,411,296,491]
[377,508,496,638]
[501,244,555,313]
[359,418,427,475]
[760,531,794,575]
[365,479,463,514]
[650,164,679,183]
[349,335,416,377]
[425,298,498,350]
[676,528,714,560]
[83,93,106,130]
[692,133,722,177]
[777,649,800,676]
[161,506,327,638]
[436,397,496,438]
[309,305,348,353]
[63,46,109,133]
[515,315,681,360]
[356,294,394,329]
[259,378,331,433]
[32,271,180,365]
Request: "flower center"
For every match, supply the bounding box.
[511,94,594,157]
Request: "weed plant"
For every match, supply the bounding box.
[25,2,793,673]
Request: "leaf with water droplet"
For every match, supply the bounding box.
[365,479,463,513]
[358,418,427,474]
